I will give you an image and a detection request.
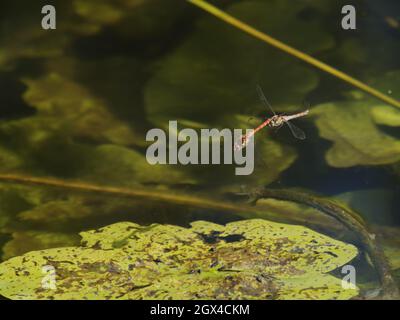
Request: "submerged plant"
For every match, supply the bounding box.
[0,0,399,301]
[313,71,400,167]
[186,0,400,109]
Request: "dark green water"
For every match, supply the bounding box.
[0,0,399,298]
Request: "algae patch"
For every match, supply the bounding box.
[0,219,358,300]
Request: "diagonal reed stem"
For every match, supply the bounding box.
[187,0,400,109]
[0,173,250,214]
[0,173,396,297]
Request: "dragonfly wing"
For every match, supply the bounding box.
[256,85,276,115]
[285,121,306,140]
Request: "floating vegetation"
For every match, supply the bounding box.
[314,71,400,167]
[314,100,400,167]
[0,0,399,301]
[0,219,359,300]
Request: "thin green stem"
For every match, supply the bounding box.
[187,0,400,109]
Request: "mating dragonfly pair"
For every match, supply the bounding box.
[234,85,309,151]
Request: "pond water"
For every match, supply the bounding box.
[0,0,399,299]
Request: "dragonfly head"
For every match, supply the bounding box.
[268,115,285,127]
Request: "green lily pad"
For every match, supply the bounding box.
[0,219,359,300]
[145,0,333,124]
[127,271,352,300]
[371,105,400,127]
[313,70,400,167]
[313,100,400,167]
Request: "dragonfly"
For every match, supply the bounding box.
[234,85,309,151]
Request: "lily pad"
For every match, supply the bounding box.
[313,100,400,167]
[371,105,400,127]
[0,219,359,300]
[313,70,400,167]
